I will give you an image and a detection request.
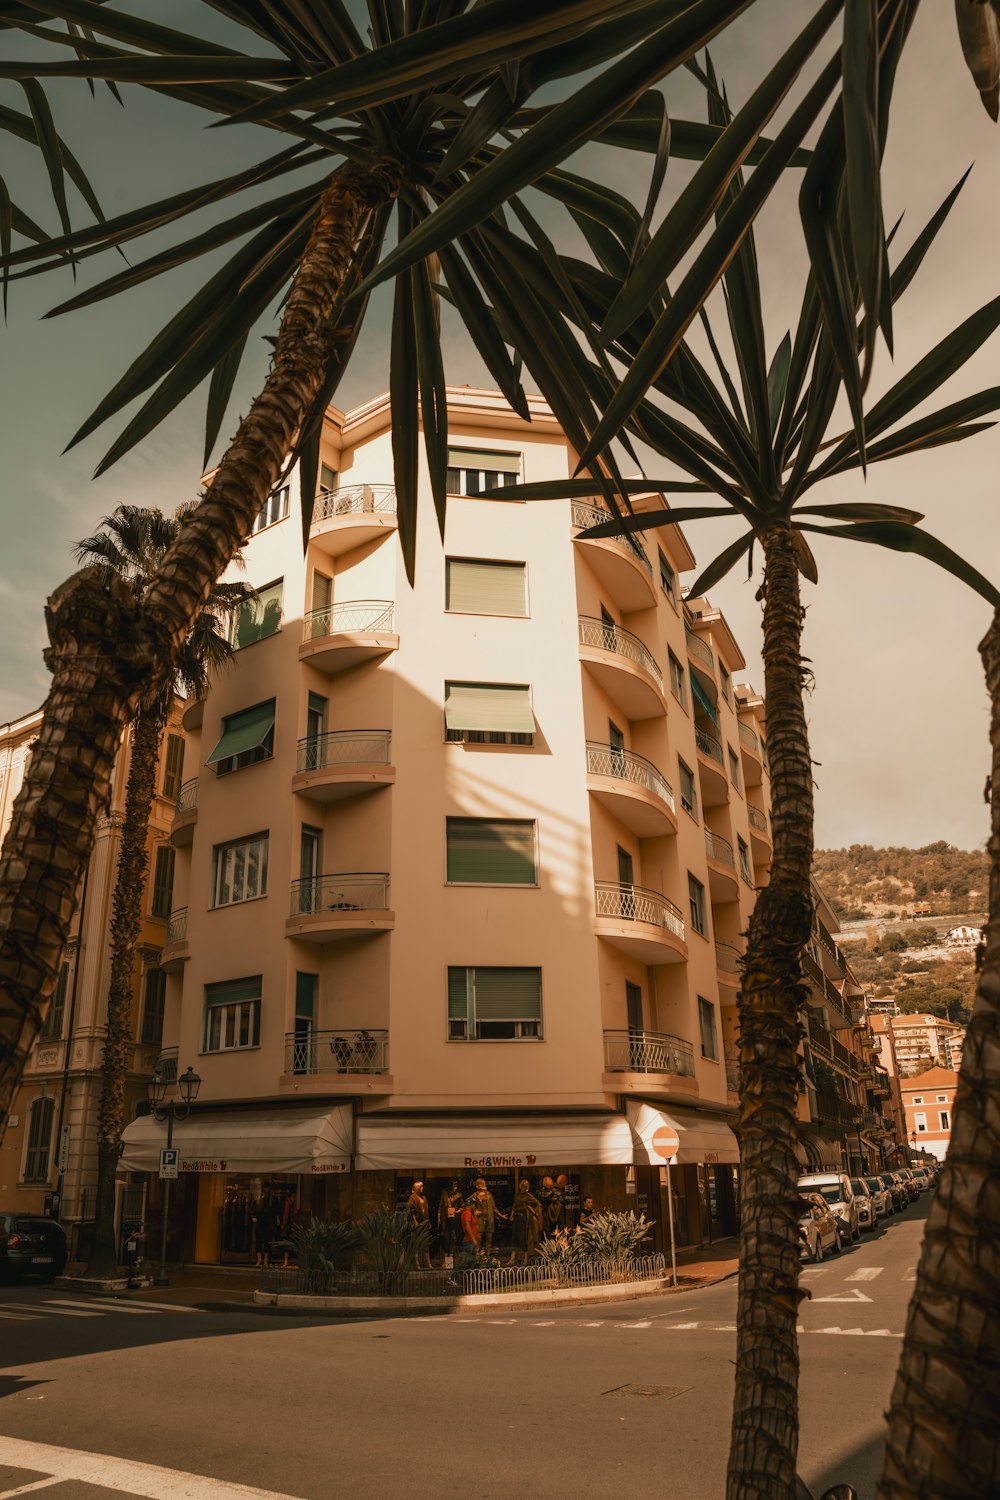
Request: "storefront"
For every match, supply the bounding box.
[627,1102,741,1249]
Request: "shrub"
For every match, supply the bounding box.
[533,1212,653,1282]
[352,1207,429,1288]
[289,1217,358,1293]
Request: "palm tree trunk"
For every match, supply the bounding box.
[0,160,400,1133]
[876,607,1000,1500]
[727,525,815,1500]
[86,702,168,1278]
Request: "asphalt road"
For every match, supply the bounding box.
[0,1197,931,1500]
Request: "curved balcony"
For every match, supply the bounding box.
[593,880,686,964]
[695,727,729,807]
[705,829,739,903]
[281,1028,393,1096]
[715,941,742,990]
[286,873,394,943]
[160,908,189,972]
[571,501,656,611]
[181,696,204,732]
[738,719,765,786]
[170,778,198,847]
[602,1028,698,1099]
[292,730,394,803]
[747,801,771,860]
[578,616,666,720]
[310,484,398,558]
[585,742,677,837]
[299,600,398,675]
[684,626,717,700]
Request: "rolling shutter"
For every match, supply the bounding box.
[446,819,535,884]
[446,559,526,616]
[473,968,542,1021]
[444,683,534,734]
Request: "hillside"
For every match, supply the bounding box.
[813,842,988,922]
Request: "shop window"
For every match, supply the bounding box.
[738,836,752,884]
[444,681,534,745]
[140,967,167,1047]
[679,759,697,818]
[211,832,269,908]
[446,558,527,616]
[688,874,708,938]
[698,997,718,1061]
[150,845,175,920]
[204,977,262,1052]
[658,549,676,605]
[668,650,687,708]
[231,578,283,647]
[252,486,290,534]
[446,818,537,885]
[207,700,276,777]
[448,966,542,1040]
[40,961,69,1041]
[23,1096,54,1183]
[446,447,521,496]
[162,733,185,802]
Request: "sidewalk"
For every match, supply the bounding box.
[672,1235,740,1285]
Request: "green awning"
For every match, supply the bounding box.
[444,682,535,733]
[207,701,276,765]
[690,672,719,728]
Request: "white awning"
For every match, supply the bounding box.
[355,1113,634,1171]
[627,1102,739,1166]
[120,1106,353,1176]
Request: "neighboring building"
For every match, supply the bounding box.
[122,386,774,1262]
[889,1012,966,1078]
[945,925,982,948]
[899,1067,957,1162]
[0,705,185,1256]
[944,1029,965,1072]
[866,994,899,1017]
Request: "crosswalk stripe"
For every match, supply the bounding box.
[846,1267,884,1282]
[62,1297,174,1315]
[81,1297,198,1314]
[0,1477,66,1495]
[4,1301,100,1318]
[0,1310,37,1321]
[42,1300,119,1317]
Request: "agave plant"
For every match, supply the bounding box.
[353,1208,429,1289]
[289,1216,359,1293]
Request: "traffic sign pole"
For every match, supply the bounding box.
[649,1126,681,1287]
[665,1158,678,1286]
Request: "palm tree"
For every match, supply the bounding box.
[72,504,249,1279]
[0,1,865,1128]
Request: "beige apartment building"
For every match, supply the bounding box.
[122,387,774,1263]
[888,1012,966,1078]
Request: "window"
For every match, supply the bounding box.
[231,578,283,647]
[720,664,731,703]
[311,570,332,619]
[212,832,269,908]
[446,448,521,496]
[446,558,527,616]
[728,746,741,790]
[444,681,534,745]
[162,734,185,802]
[678,760,697,818]
[658,549,676,605]
[626,981,643,1031]
[738,836,752,884]
[448,966,542,1040]
[939,1109,951,1130]
[40,962,69,1041]
[204,977,261,1052]
[319,463,337,494]
[23,1097,54,1183]
[150,845,175,920]
[292,972,317,1074]
[446,818,537,885]
[140,967,167,1047]
[698,996,718,1061]
[208,699,276,776]
[912,1096,924,1105]
[935,1094,947,1103]
[688,873,707,937]
[252,485,289,534]
[668,650,687,708]
[914,1112,927,1133]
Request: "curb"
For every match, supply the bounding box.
[55,1275,153,1293]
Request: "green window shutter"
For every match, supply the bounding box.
[690,672,719,727]
[447,448,520,475]
[444,683,534,733]
[447,819,536,884]
[295,972,317,1021]
[473,968,541,1021]
[205,977,262,1007]
[163,734,185,800]
[141,968,166,1046]
[447,968,470,1023]
[207,701,276,765]
[446,559,527,616]
[151,845,175,918]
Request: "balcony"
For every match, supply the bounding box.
[585,742,677,837]
[571,501,656,611]
[813,1089,861,1127]
[801,951,852,1028]
[747,802,771,860]
[160,908,190,971]
[704,829,739,903]
[685,626,716,698]
[309,484,398,558]
[170,778,198,847]
[725,1054,740,1096]
[694,727,729,807]
[156,1047,179,1084]
[738,719,765,785]
[299,601,398,675]
[286,873,393,943]
[292,730,394,804]
[715,941,742,990]
[593,880,686,964]
[281,1028,393,1097]
[602,1029,697,1097]
[578,616,666,720]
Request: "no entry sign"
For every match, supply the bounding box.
[651,1126,680,1161]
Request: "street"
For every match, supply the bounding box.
[0,1199,930,1500]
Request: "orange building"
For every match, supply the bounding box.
[899,1066,957,1163]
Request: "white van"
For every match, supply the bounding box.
[797,1172,860,1243]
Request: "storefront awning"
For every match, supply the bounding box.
[120,1106,353,1176]
[627,1102,739,1166]
[355,1113,634,1171]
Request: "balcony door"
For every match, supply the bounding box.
[299,826,323,913]
[293,973,317,1074]
[617,846,635,920]
[600,604,616,652]
[626,980,644,1069]
[609,719,626,776]
[304,693,327,771]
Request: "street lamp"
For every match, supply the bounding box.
[148,1064,201,1286]
[910,1129,918,1162]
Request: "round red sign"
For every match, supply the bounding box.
[651,1126,680,1161]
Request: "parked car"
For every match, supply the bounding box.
[849,1176,877,1231]
[799,1193,843,1262]
[897,1169,920,1202]
[0,1214,68,1282]
[864,1174,892,1218]
[798,1172,861,1243]
[876,1171,903,1210]
[910,1166,933,1191]
[892,1169,917,1204]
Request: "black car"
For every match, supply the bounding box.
[0,1214,68,1282]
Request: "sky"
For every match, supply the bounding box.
[0,3,998,852]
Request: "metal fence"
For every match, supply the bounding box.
[165,907,188,945]
[296,730,391,773]
[685,627,714,671]
[570,501,652,577]
[747,804,768,833]
[695,728,724,765]
[289,873,390,917]
[738,721,760,753]
[284,1028,389,1075]
[705,829,735,867]
[578,616,663,688]
[585,742,674,810]
[259,1254,668,1299]
[303,600,394,640]
[313,484,397,522]
[603,1029,695,1077]
[594,880,685,940]
[174,778,198,815]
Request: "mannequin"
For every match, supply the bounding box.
[437,1179,464,1261]
[470,1177,496,1253]
[405,1179,431,1269]
[509,1179,543,1265]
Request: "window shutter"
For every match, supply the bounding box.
[152,846,175,918]
[24,1097,54,1181]
[163,734,185,800]
[205,977,262,1007]
[207,701,276,765]
[473,968,541,1021]
[141,969,166,1046]
[295,972,317,1021]
[446,820,536,884]
[444,683,534,733]
[447,448,520,475]
[446,560,527,616]
[447,969,470,1024]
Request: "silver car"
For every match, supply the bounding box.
[849,1176,877,1231]
[864,1174,892,1218]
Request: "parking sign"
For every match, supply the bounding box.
[159,1148,179,1180]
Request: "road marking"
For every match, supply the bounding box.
[532,1321,555,1326]
[662,1322,700,1329]
[0,1478,66,1496]
[0,1438,314,1500]
[0,1311,38,1321]
[617,1320,652,1328]
[44,1299,150,1316]
[846,1267,884,1282]
[5,1302,100,1318]
[77,1297,200,1314]
[41,1300,124,1317]
[582,1321,605,1327]
[903,1266,918,1281]
[811,1288,873,1304]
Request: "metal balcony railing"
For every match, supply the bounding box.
[715,941,742,974]
[303,600,394,641]
[285,1028,389,1075]
[313,484,396,522]
[738,721,760,754]
[594,880,685,940]
[174,778,197,815]
[157,1047,179,1084]
[296,730,391,773]
[725,1055,740,1093]
[705,829,735,868]
[685,627,714,671]
[165,908,188,945]
[603,1029,695,1077]
[813,1089,860,1127]
[290,873,390,917]
[578,616,663,688]
[695,728,724,765]
[585,742,675,810]
[747,804,768,834]
[570,501,652,577]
